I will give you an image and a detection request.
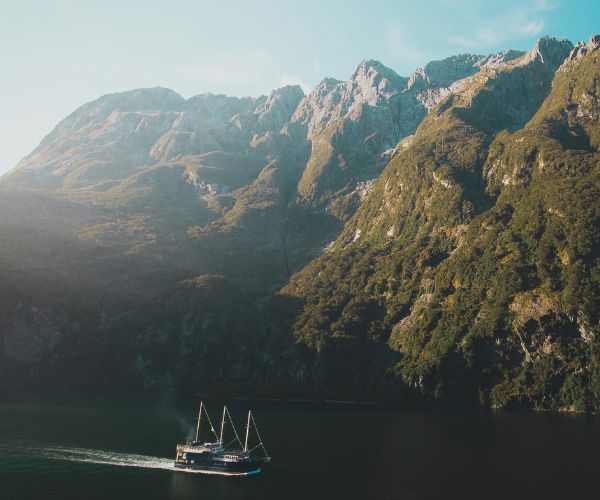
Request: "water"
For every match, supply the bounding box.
[0,394,599,500]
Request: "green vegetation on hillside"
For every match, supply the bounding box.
[283,41,600,411]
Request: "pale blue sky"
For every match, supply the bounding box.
[0,0,598,174]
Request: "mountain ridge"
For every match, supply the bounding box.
[282,35,600,410]
[2,35,599,411]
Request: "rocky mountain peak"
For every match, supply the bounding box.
[561,34,600,67]
[522,35,574,69]
[288,78,345,138]
[90,87,186,114]
[407,67,427,90]
[317,77,344,90]
[122,86,186,106]
[254,85,304,124]
[240,85,306,145]
[290,62,407,139]
[403,50,523,116]
[186,92,257,118]
[273,84,305,101]
[477,49,524,68]
[350,59,408,105]
[409,51,523,91]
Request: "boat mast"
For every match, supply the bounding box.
[244,410,251,452]
[219,405,227,445]
[195,401,203,442]
[251,412,270,459]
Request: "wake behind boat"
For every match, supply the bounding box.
[174,402,271,476]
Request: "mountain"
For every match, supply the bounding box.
[2,35,599,412]
[2,49,520,294]
[292,52,522,219]
[282,36,600,411]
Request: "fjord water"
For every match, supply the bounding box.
[1,395,598,500]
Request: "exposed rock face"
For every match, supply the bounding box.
[407,51,523,113]
[562,34,600,67]
[8,86,304,190]
[295,51,523,217]
[250,84,305,143]
[288,61,408,141]
[521,36,574,67]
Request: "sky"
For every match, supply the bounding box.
[0,0,598,174]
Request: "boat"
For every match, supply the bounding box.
[174,402,271,476]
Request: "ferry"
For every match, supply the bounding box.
[174,402,271,476]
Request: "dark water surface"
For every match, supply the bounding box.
[0,393,598,500]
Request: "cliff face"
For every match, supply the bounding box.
[4,36,600,410]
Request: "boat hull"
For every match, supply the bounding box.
[173,461,263,476]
